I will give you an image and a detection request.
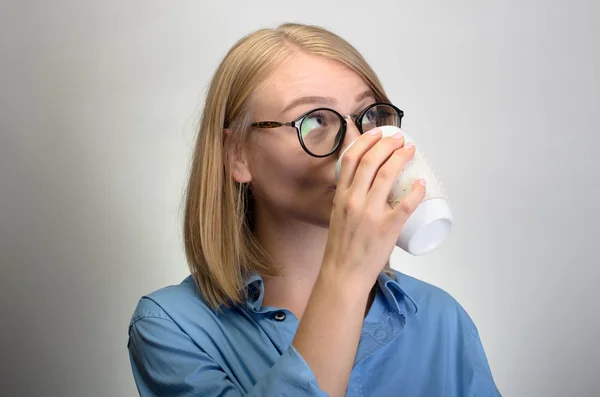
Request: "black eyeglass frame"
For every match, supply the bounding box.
[250,102,404,158]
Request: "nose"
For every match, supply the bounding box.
[337,117,361,156]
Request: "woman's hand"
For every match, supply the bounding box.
[322,127,426,287]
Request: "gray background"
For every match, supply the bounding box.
[1,0,598,396]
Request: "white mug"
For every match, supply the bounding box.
[335,125,453,256]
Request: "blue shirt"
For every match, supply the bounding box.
[128,270,501,396]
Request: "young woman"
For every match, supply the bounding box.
[128,23,501,397]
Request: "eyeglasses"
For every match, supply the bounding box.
[251,102,404,158]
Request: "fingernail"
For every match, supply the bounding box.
[368,128,381,135]
[419,179,427,186]
[393,131,403,139]
[404,142,414,150]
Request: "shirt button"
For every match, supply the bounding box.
[274,311,286,321]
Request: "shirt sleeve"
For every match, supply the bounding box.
[128,313,328,397]
[457,305,503,397]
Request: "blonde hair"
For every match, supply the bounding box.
[183,23,391,309]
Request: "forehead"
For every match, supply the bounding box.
[253,53,371,115]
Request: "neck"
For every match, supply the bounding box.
[253,205,329,319]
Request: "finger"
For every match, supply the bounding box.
[367,143,415,207]
[390,178,427,224]
[349,132,405,198]
[336,128,382,189]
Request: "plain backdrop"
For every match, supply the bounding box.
[1,0,598,396]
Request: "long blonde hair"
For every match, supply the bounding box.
[183,23,391,309]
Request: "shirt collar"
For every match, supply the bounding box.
[243,271,419,315]
[244,273,268,313]
[377,271,419,315]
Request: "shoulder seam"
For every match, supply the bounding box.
[129,296,180,328]
[129,314,176,328]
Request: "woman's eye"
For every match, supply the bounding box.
[366,109,392,123]
[301,114,328,137]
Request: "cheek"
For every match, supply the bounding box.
[248,139,330,204]
[253,151,313,192]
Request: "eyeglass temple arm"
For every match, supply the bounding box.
[250,121,295,129]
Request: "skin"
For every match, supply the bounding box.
[229,52,426,397]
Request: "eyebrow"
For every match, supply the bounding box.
[281,90,375,115]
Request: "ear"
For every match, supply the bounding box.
[224,129,252,183]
